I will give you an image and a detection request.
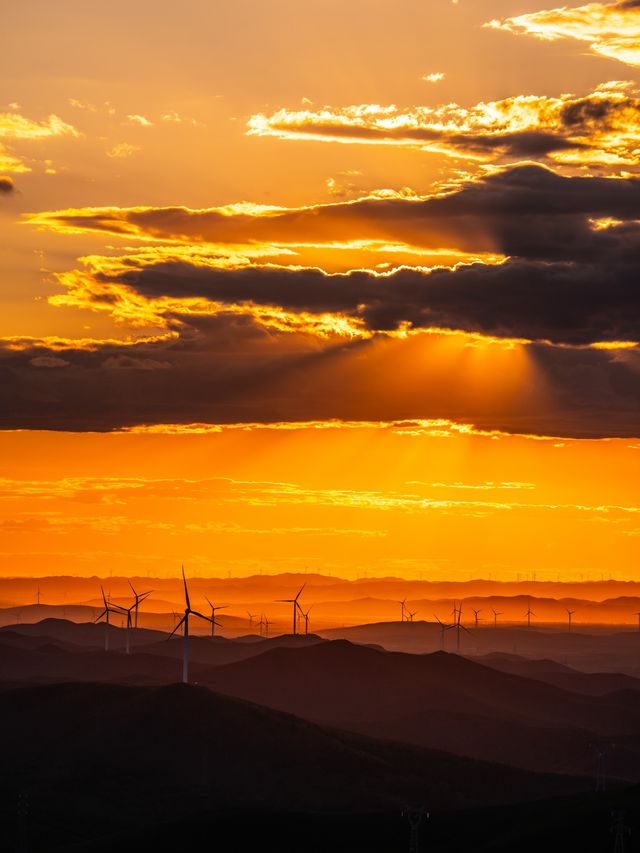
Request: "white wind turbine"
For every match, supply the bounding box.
[168,566,215,683]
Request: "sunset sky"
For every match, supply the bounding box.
[1,0,639,580]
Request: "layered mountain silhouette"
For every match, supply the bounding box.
[3,620,640,784]
[0,680,592,852]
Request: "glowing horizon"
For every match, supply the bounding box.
[1,0,639,581]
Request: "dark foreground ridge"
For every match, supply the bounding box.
[0,680,592,851]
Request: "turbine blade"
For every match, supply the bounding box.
[192,610,214,623]
[167,615,186,639]
[182,564,191,610]
[295,583,306,601]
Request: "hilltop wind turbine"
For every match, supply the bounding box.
[407,609,417,623]
[472,608,482,628]
[435,615,454,650]
[95,586,126,652]
[526,603,535,628]
[276,584,305,635]
[263,614,270,638]
[492,608,502,628]
[168,566,216,683]
[301,605,313,635]
[128,580,152,628]
[397,598,407,622]
[566,608,575,632]
[246,611,258,632]
[204,596,227,637]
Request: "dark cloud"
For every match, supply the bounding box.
[39,165,640,263]
[8,165,640,437]
[0,176,14,194]
[0,313,638,437]
[98,252,640,348]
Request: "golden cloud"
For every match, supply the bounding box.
[247,82,640,168]
[0,111,78,173]
[486,0,640,68]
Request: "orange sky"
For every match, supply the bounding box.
[1,0,639,580]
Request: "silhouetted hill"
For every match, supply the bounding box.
[477,652,640,696]
[0,617,167,648]
[319,621,640,676]
[204,640,640,732]
[0,681,590,851]
[201,640,640,778]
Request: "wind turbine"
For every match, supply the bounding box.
[95,586,126,652]
[246,611,258,632]
[276,584,305,635]
[434,615,454,650]
[301,605,313,635]
[263,615,270,638]
[566,608,575,632]
[472,608,482,628]
[168,566,215,683]
[397,598,407,622]
[407,609,417,623]
[128,580,152,629]
[454,604,471,653]
[122,587,151,653]
[492,608,502,628]
[204,596,227,637]
[526,604,535,628]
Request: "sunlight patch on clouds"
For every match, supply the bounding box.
[486,1,640,68]
[247,82,640,169]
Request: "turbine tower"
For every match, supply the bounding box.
[566,608,575,632]
[263,614,270,638]
[492,608,502,628]
[276,584,305,635]
[472,608,482,628]
[168,566,216,683]
[397,598,407,622]
[204,596,227,637]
